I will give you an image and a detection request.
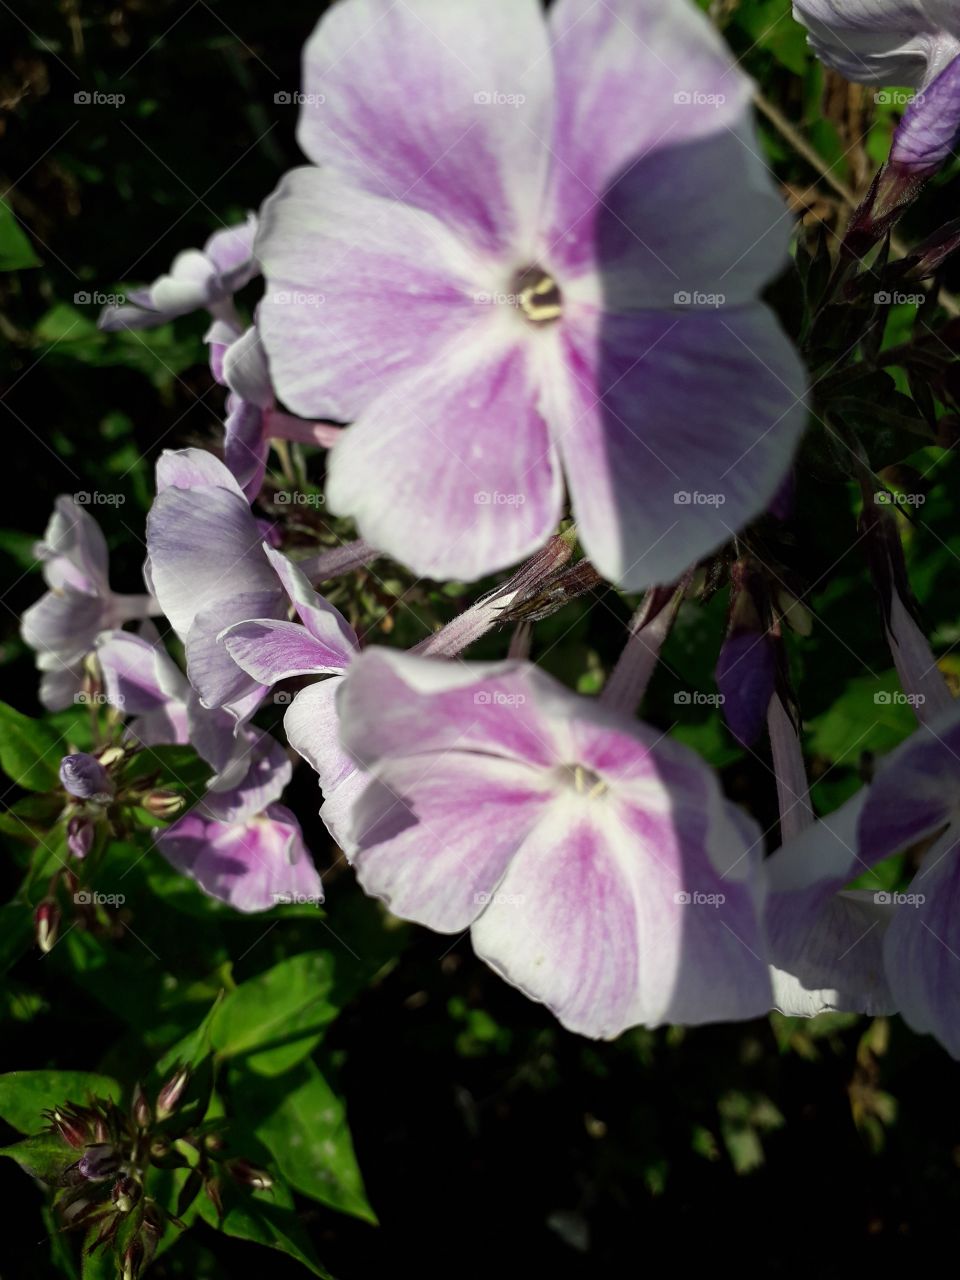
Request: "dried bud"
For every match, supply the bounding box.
[156,1065,190,1120]
[228,1158,273,1191]
[142,790,185,819]
[59,753,114,802]
[35,899,60,954]
[130,1082,152,1130]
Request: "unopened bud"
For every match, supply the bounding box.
[142,790,185,819]
[130,1082,152,1130]
[67,816,95,861]
[59,753,114,802]
[46,1106,91,1149]
[156,1065,190,1119]
[97,745,126,769]
[122,1240,145,1280]
[205,1175,223,1217]
[35,899,60,953]
[77,1142,121,1182]
[228,1158,273,1191]
[112,1174,142,1213]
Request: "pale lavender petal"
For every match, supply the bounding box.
[155,803,321,913]
[60,753,112,801]
[326,338,564,582]
[792,0,960,88]
[542,307,807,589]
[205,316,243,386]
[858,704,960,862]
[184,594,278,712]
[892,55,960,173]
[283,678,355,793]
[204,213,259,285]
[885,833,960,1056]
[203,730,292,823]
[262,546,358,655]
[256,167,489,421]
[36,496,109,594]
[224,395,269,502]
[886,590,955,724]
[296,0,552,255]
[222,618,351,684]
[222,324,273,409]
[716,631,777,748]
[21,588,107,667]
[96,630,189,714]
[318,766,369,855]
[154,447,247,499]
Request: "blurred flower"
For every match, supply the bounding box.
[766,702,960,1056]
[336,649,772,1038]
[98,213,259,332]
[255,0,806,587]
[21,497,156,709]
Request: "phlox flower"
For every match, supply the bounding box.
[255,0,806,589]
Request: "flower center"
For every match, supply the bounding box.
[556,763,609,798]
[512,266,563,325]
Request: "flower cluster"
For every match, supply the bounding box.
[14,0,958,1060]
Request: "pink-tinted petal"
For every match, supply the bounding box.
[326,338,563,581]
[154,446,248,499]
[793,0,960,88]
[223,324,273,409]
[542,306,806,589]
[184,594,277,713]
[156,803,321,913]
[256,167,489,420]
[224,395,269,502]
[96,630,188,713]
[35,496,110,594]
[203,729,292,823]
[319,765,369,855]
[283,678,355,793]
[296,0,552,256]
[263,546,358,656]
[350,754,552,931]
[204,212,259,284]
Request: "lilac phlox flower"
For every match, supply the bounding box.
[21,497,156,710]
[255,0,806,588]
[96,628,321,912]
[98,213,259,333]
[59,753,113,803]
[334,648,773,1039]
[766,702,960,1055]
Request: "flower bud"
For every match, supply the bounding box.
[46,1106,91,1149]
[228,1158,273,1190]
[130,1082,152,1130]
[67,816,94,861]
[142,790,185,819]
[35,899,60,954]
[156,1065,190,1119]
[78,1142,122,1182]
[112,1174,142,1214]
[59,753,114,802]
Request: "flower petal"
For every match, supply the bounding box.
[223,618,350,685]
[326,338,563,581]
[793,0,960,88]
[542,306,807,589]
[296,0,552,255]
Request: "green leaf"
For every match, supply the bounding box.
[0,701,64,791]
[210,953,343,1075]
[0,1132,76,1183]
[195,1177,334,1278]
[242,1059,375,1224]
[0,198,41,270]
[0,1070,121,1134]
